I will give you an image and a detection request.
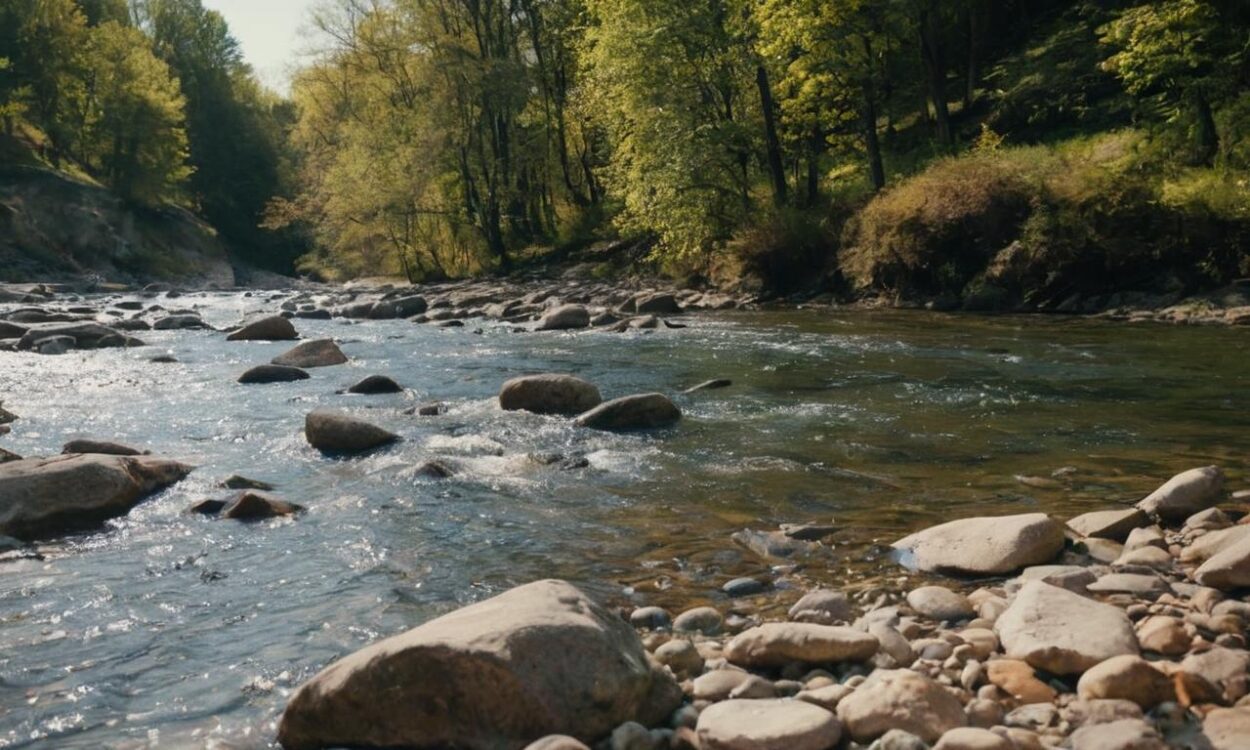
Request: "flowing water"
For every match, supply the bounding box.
[0,293,1247,748]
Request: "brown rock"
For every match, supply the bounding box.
[724,623,878,668]
[1076,655,1174,709]
[985,659,1057,704]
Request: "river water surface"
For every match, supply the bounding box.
[0,294,1247,748]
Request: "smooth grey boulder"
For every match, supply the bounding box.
[537,304,590,331]
[1194,534,1250,590]
[697,699,840,750]
[347,375,404,395]
[725,623,878,667]
[277,579,682,750]
[304,409,398,454]
[239,364,310,384]
[891,513,1065,575]
[272,339,348,368]
[0,454,193,539]
[995,581,1138,675]
[575,393,680,430]
[499,374,602,415]
[152,314,211,331]
[61,439,146,456]
[836,669,967,744]
[1066,508,1149,541]
[1136,466,1224,522]
[633,292,681,315]
[226,315,297,341]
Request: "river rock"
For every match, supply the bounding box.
[1181,525,1250,564]
[789,589,853,623]
[222,475,275,491]
[347,375,404,394]
[0,447,21,464]
[226,315,297,341]
[692,670,753,701]
[372,295,428,318]
[524,736,590,750]
[537,304,590,331]
[1065,718,1165,750]
[0,454,192,540]
[575,394,680,430]
[1134,616,1189,655]
[272,339,348,368]
[499,374,602,415]
[906,586,974,621]
[725,623,878,667]
[152,314,210,331]
[673,606,723,635]
[1200,707,1250,750]
[985,659,1057,704]
[18,322,143,349]
[36,334,74,354]
[277,579,682,750]
[629,607,670,630]
[1067,508,1149,541]
[696,699,840,750]
[995,581,1137,675]
[61,439,146,456]
[239,364,310,384]
[933,728,1013,750]
[1193,534,1250,590]
[304,409,399,454]
[652,639,702,676]
[1136,466,1224,522]
[892,513,1065,575]
[221,490,303,520]
[1076,655,1173,709]
[836,669,966,744]
[1179,647,1250,703]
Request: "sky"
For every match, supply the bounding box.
[203,0,319,94]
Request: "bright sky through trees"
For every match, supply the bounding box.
[202,0,313,92]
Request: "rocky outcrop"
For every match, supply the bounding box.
[499,374,602,415]
[892,513,1065,575]
[0,453,192,539]
[574,393,681,430]
[277,579,682,750]
[304,409,399,454]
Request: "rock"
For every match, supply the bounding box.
[633,293,681,315]
[1194,534,1250,590]
[1124,526,1165,552]
[1065,718,1165,750]
[629,607,671,630]
[1077,656,1173,709]
[187,498,226,515]
[1060,699,1144,729]
[1136,466,1224,522]
[892,513,1065,575]
[524,736,591,750]
[19,322,144,349]
[226,315,297,341]
[906,586,975,621]
[779,522,837,540]
[673,606,723,635]
[692,670,753,701]
[733,528,819,559]
[788,589,853,623]
[304,409,399,454]
[221,475,275,491]
[868,729,930,750]
[1134,616,1189,655]
[725,623,878,668]
[1180,647,1250,703]
[684,379,732,394]
[836,669,967,744]
[933,727,1014,750]
[1200,707,1250,750]
[373,295,428,318]
[239,364,310,384]
[0,446,22,463]
[537,304,590,331]
[0,454,192,540]
[575,394,681,430]
[995,581,1137,675]
[153,314,210,331]
[36,334,74,354]
[0,404,16,425]
[412,460,455,479]
[1181,525,1250,565]
[277,579,681,750]
[221,491,303,520]
[347,375,404,395]
[723,577,765,597]
[653,639,702,676]
[1086,573,1170,598]
[696,699,840,750]
[1067,509,1149,541]
[409,402,447,417]
[61,439,146,456]
[499,374,602,415]
[149,354,178,363]
[272,339,348,368]
[985,659,1058,704]
[1112,546,1172,569]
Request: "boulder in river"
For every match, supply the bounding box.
[1136,466,1224,522]
[0,454,192,540]
[633,292,681,315]
[61,439,147,456]
[891,513,1065,575]
[1066,508,1149,541]
[238,364,310,384]
[304,409,399,454]
[221,491,303,520]
[272,339,348,368]
[277,579,681,750]
[537,304,590,331]
[574,393,681,430]
[152,314,211,331]
[221,475,275,491]
[347,375,404,395]
[1193,534,1250,590]
[18,322,142,350]
[994,580,1138,675]
[226,315,297,341]
[499,374,602,415]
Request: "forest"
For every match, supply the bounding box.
[2,0,1248,306]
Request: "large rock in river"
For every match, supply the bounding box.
[1193,534,1250,590]
[226,315,297,341]
[1136,466,1224,522]
[995,581,1138,675]
[0,454,192,539]
[272,339,348,368]
[536,304,590,331]
[304,409,399,454]
[238,364,310,384]
[574,393,681,430]
[891,513,1065,575]
[277,579,682,750]
[17,322,143,350]
[499,374,602,415]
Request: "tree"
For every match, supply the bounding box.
[80,21,191,201]
[1101,0,1245,164]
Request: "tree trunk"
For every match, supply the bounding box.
[1193,89,1219,165]
[964,3,978,110]
[756,64,788,207]
[863,92,886,192]
[919,3,953,147]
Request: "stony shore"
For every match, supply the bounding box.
[1,280,1249,749]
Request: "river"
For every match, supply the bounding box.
[0,293,1246,747]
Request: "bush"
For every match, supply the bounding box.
[726,207,836,294]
